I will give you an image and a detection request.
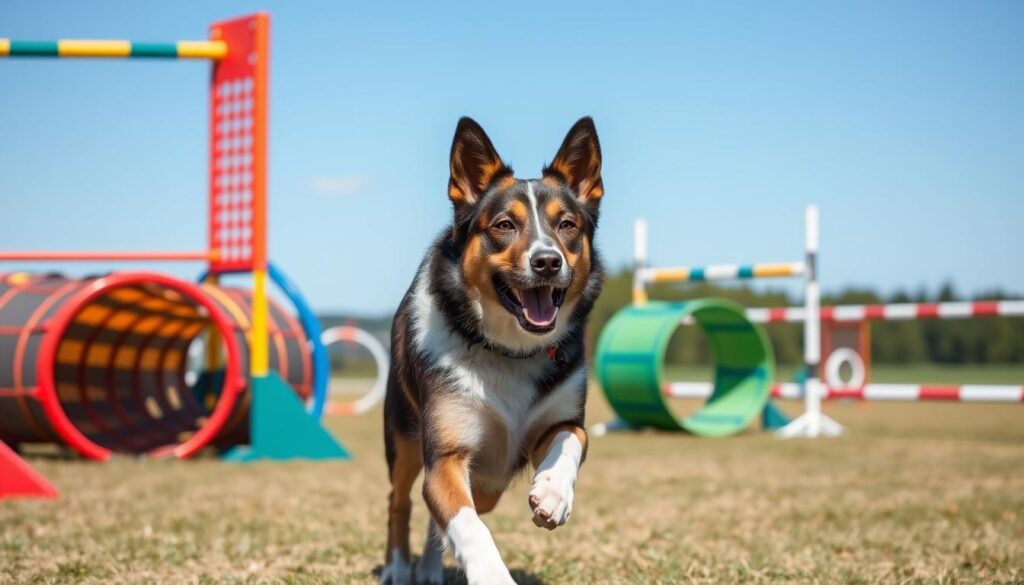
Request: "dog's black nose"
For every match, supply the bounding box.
[530,251,562,277]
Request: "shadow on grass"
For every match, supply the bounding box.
[373,561,547,584]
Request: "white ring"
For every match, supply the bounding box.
[824,347,865,389]
[321,326,389,416]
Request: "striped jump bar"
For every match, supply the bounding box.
[640,261,805,284]
[664,382,1024,402]
[742,300,1024,324]
[0,39,227,59]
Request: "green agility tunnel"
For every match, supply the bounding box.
[595,299,774,436]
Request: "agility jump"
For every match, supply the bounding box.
[597,205,1023,440]
[596,206,840,438]
[0,14,348,477]
[663,299,1024,402]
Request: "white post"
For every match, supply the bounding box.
[633,218,648,305]
[804,205,823,421]
[777,205,844,438]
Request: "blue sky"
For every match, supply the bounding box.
[1,1,1021,313]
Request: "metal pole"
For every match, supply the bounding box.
[804,205,822,424]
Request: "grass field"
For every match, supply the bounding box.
[3,366,1023,584]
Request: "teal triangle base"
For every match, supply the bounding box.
[222,372,351,462]
[761,400,791,431]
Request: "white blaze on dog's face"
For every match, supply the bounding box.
[447,118,603,351]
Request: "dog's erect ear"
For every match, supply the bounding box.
[448,117,511,208]
[544,117,603,205]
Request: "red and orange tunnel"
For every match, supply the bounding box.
[0,272,312,460]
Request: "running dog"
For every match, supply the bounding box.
[381,116,604,585]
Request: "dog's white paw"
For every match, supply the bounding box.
[446,508,516,584]
[464,559,517,585]
[528,467,574,530]
[381,550,412,585]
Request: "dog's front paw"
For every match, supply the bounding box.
[528,467,574,530]
[381,552,413,585]
[464,559,517,585]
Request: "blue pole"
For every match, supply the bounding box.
[268,262,329,420]
[197,265,329,420]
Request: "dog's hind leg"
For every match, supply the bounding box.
[382,432,422,585]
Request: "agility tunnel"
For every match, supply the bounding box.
[596,299,775,437]
[0,13,350,467]
[0,272,313,460]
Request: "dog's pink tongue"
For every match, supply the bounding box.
[521,286,557,326]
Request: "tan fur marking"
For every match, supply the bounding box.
[448,183,468,205]
[564,237,591,303]
[498,175,516,189]
[428,394,480,456]
[423,452,472,529]
[550,159,572,180]
[541,176,561,189]
[545,199,564,221]
[508,200,528,223]
[449,139,507,204]
[386,433,423,563]
[476,159,506,192]
[488,238,527,279]
[531,423,588,470]
[477,209,492,230]
[462,234,500,305]
[472,487,503,515]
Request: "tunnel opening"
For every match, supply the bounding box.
[35,273,244,459]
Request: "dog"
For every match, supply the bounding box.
[380,117,605,585]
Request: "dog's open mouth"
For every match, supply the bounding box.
[493,275,567,333]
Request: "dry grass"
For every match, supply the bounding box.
[3,382,1023,584]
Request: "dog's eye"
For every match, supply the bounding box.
[494,220,516,231]
[559,220,577,231]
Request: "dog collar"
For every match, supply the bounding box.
[477,340,563,363]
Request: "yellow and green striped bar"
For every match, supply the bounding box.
[0,39,227,59]
[642,261,806,284]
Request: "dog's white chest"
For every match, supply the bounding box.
[438,352,542,485]
[410,272,585,490]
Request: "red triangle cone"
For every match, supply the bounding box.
[0,440,58,499]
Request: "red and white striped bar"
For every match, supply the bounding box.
[734,300,1024,324]
[663,381,1024,402]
